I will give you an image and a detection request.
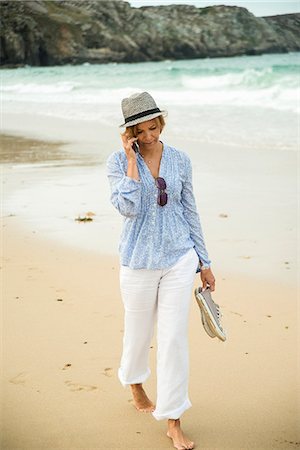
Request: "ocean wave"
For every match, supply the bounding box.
[1,54,299,118]
[2,84,299,114]
[181,66,298,90]
[157,86,300,114]
[1,81,79,94]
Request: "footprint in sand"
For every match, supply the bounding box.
[62,363,72,370]
[102,368,113,377]
[9,372,28,385]
[229,310,243,317]
[64,380,98,392]
[276,440,300,447]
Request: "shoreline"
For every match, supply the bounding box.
[1,50,300,70]
[1,130,298,284]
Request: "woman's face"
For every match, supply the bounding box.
[135,119,161,149]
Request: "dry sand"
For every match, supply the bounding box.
[1,134,299,449]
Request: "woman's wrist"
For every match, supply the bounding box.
[127,157,137,164]
[127,158,139,181]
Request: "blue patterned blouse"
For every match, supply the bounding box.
[106,142,211,273]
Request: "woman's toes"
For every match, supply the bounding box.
[167,430,195,450]
[174,444,185,450]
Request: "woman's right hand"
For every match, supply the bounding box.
[121,133,140,181]
[121,133,138,161]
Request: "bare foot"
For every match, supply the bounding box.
[167,419,194,450]
[130,383,155,412]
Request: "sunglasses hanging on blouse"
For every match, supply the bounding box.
[155,177,168,207]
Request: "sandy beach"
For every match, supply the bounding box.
[1,128,299,450]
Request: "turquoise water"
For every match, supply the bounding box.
[1,52,300,150]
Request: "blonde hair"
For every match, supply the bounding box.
[122,115,166,139]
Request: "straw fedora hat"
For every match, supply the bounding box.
[119,91,167,128]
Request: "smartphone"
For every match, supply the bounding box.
[132,141,139,154]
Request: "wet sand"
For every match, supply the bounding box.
[1,133,299,449]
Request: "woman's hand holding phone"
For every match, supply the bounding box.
[121,134,140,181]
[121,134,139,162]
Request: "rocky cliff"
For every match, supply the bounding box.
[1,0,299,67]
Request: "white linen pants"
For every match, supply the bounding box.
[118,247,199,421]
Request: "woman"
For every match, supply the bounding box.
[106,92,215,450]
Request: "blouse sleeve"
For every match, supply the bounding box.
[106,151,142,218]
[181,154,211,272]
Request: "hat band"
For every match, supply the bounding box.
[124,107,161,124]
